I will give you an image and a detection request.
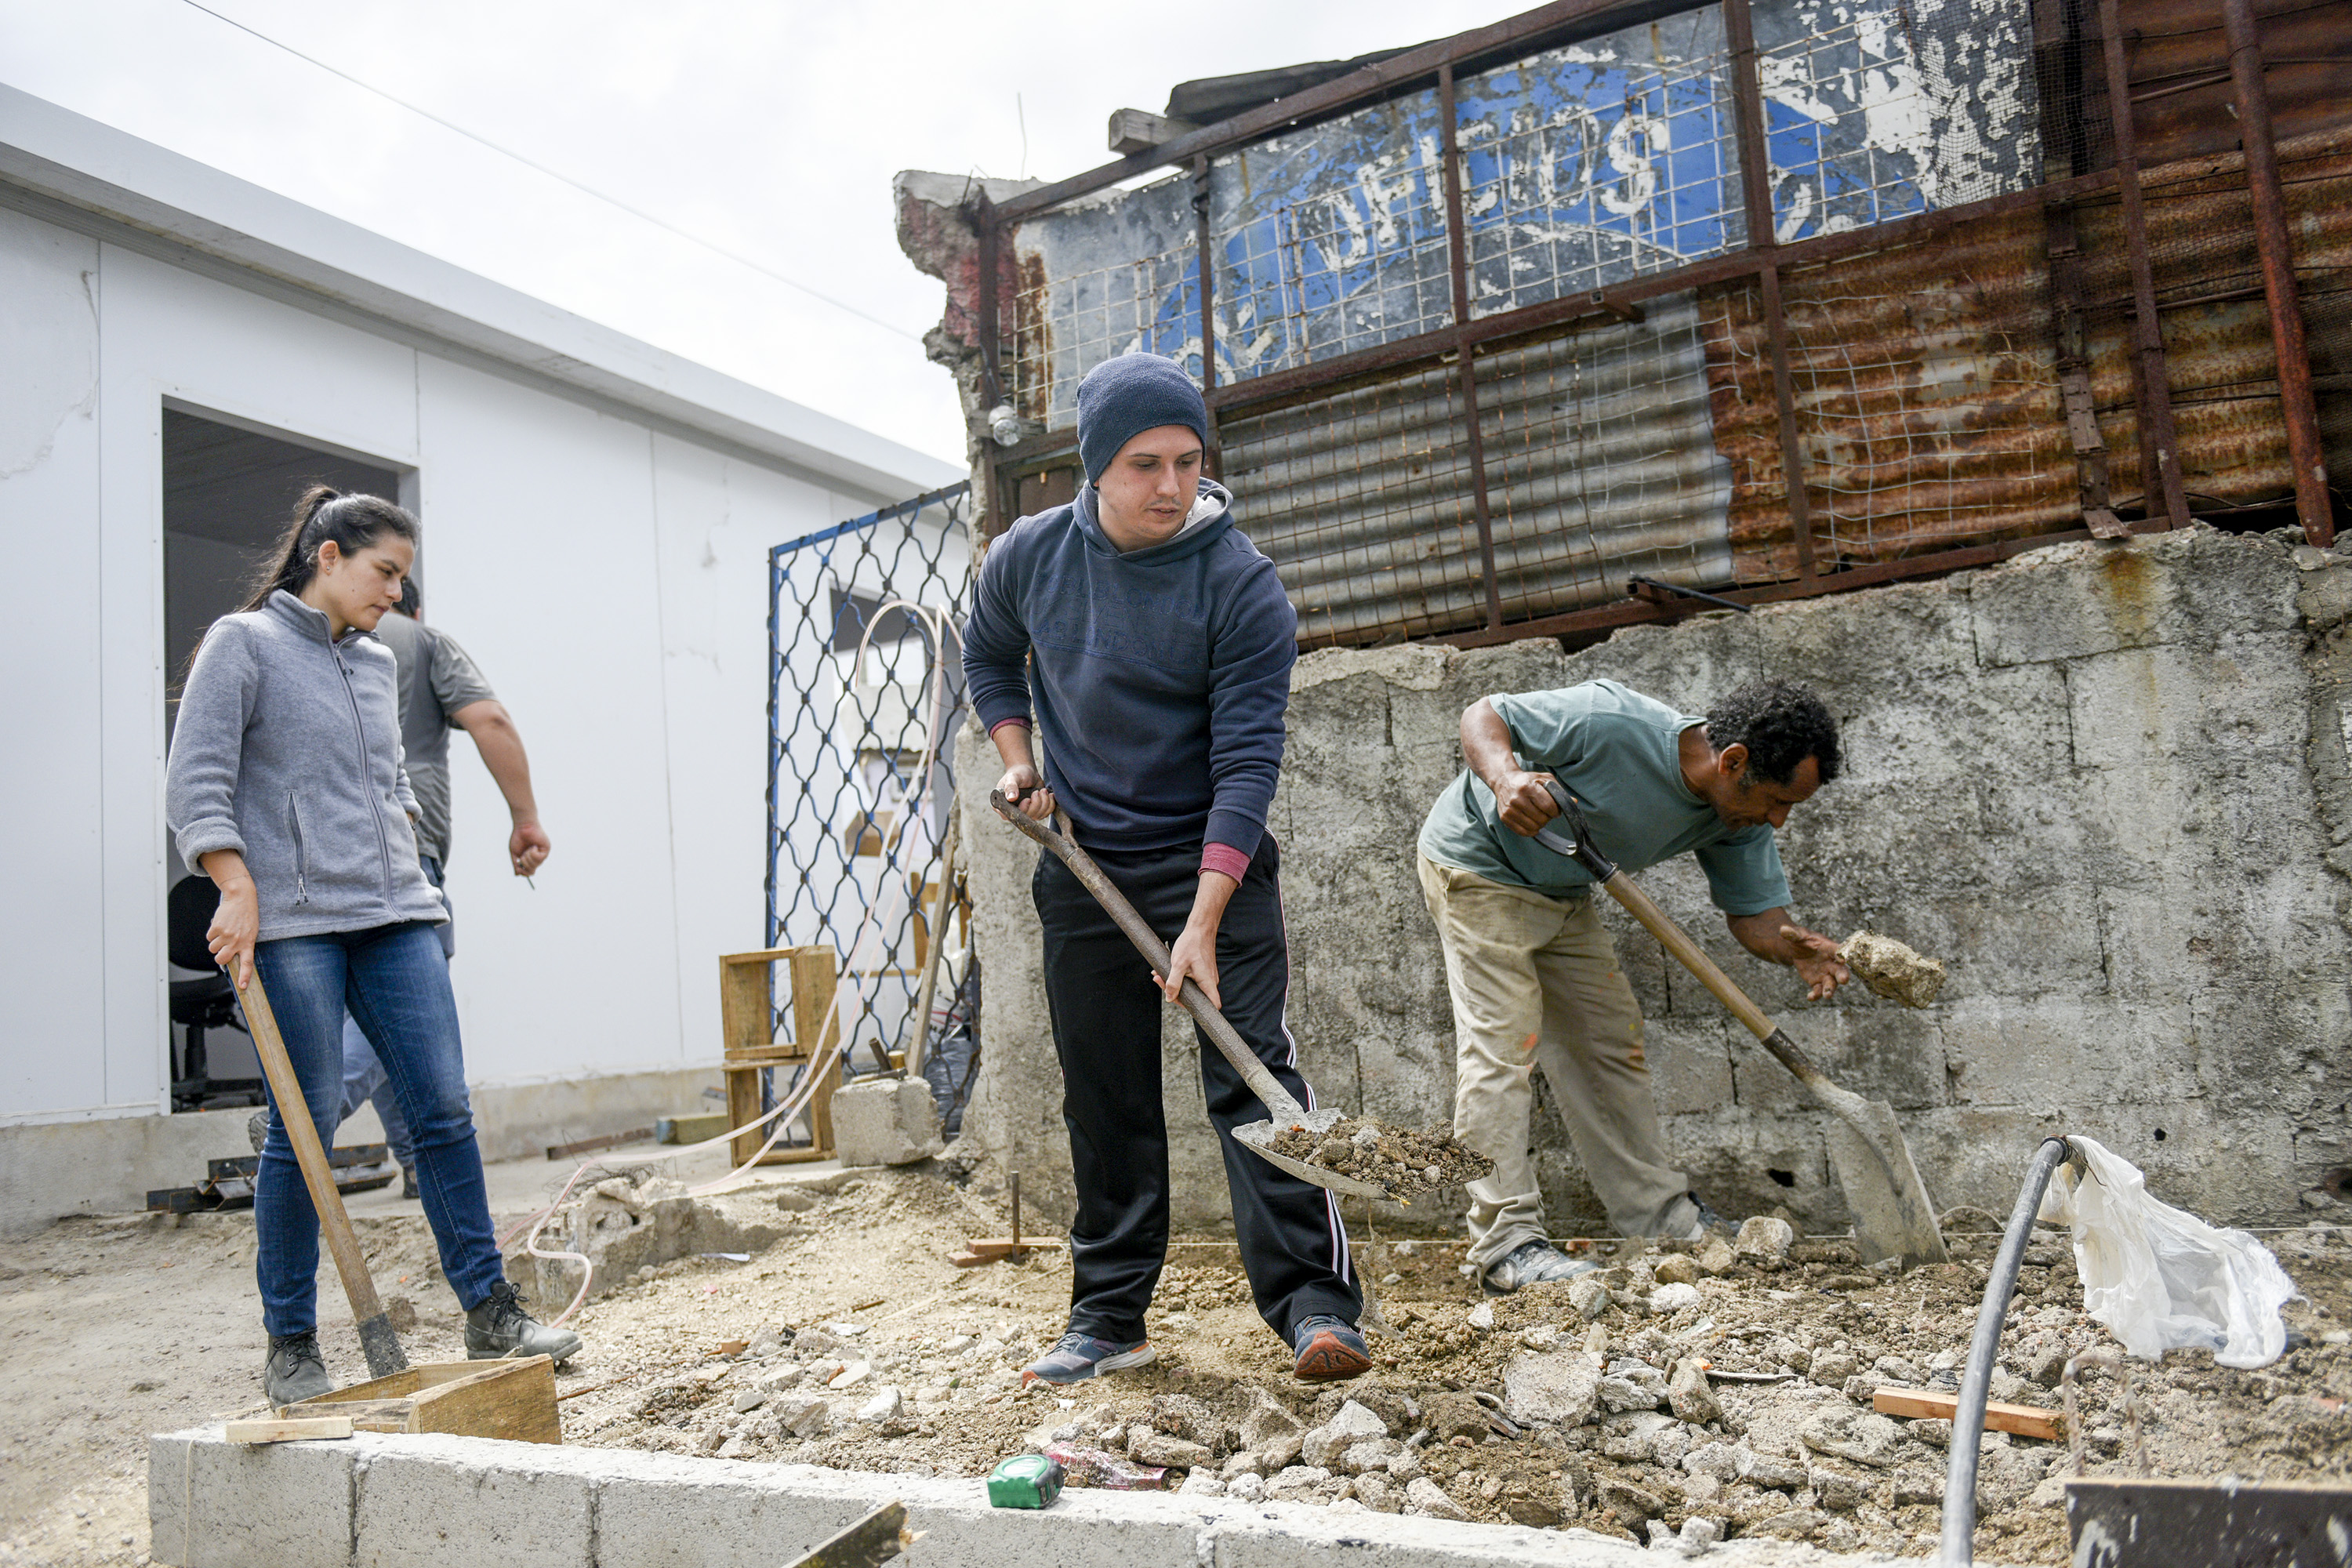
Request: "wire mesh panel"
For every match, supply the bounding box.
[1219,363,1486,645]
[768,484,975,1080]
[1004,175,1200,426]
[1478,290,1740,620]
[1754,0,2042,240]
[1458,6,1748,313]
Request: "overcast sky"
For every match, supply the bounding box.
[2,1,1507,471]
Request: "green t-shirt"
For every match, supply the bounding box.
[1417,678,1793,915]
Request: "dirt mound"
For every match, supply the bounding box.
[1263,1118,1491,1197]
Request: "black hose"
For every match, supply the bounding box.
[1939,1135,2076,1564]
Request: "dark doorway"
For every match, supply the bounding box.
[162,408,405,1109]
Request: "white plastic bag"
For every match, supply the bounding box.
[2037,1136,2296,1368]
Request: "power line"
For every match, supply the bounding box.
[178,0,924,343]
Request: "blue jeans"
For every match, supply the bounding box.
[333,858,452,1167]
[252,920,505,1337]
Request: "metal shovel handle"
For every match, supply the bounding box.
[988,792,1309,1125]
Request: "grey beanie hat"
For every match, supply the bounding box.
[1076,354,1208,484]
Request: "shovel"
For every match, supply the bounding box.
[989,792,1400,1203]
[237,971,412,1381]
[1531,780,1948,1268]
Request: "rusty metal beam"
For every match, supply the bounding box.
[991,0,1644,223]
[2223,0,2334,545]
[1438,62,1504,631]
[1725,0,1819,581]
[2097,0,2194,528]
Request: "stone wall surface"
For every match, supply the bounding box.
[956,528,2352,1236]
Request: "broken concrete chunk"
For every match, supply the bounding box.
[829,1076,946,1167]
[1798,1407,1903,1468]
[1810,1468,1869,1512]
[731,1388,766,1414]
[1264,1464,1334,1501]
[1352,1471,1400,1512]
[1740,1452,1810,1491]
[1595,1475,1666,1521]
[771,1393,830,1438]
[1466,1301,1495,1331]
[1694,1236,1737,1276]
[1838,931,1947,1008]
[1301,1399,1390,1466]
[1666,1358,1722,1425]
[1237,1384,1305,1453]
[1501,1348,1602,1428]
[1338,1437,1403,1475]
[1567,1276,1613,1321]
[1404,1475,1471,1520]
[1733,1216,1795,1263]
[855,1387,902,1424]
[1650,1282,1703,1314]
[1148,1392,1231,1454]
[1682,1441,1744,1481]
[1128,1431,1213,1469]
[1809,1349,1860,1386]
[1653,1254,1700,1287]
[1226,1472,1265,1501]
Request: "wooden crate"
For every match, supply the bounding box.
[292,1356,559,1443]
[718,946,839,1167]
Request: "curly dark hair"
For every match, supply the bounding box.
[1707,680,1842,787]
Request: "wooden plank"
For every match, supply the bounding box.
[790,948,840,1158]
[655,1112,733,1145]
[960,1238,1069,1256]
[408,1354,560,1445]
[2063,1475,2352,1566]
[783,1498,918,1568]
[1872,1386,2063,1440]
[722,1044,807,1067]
[225,1416,354,1444]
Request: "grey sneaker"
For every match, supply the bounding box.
[1019,1331,1155,1386]
[263,1330,333,1406]
[247,1109,271,1154]
[1481,1239,1599,1296]
[465,1280,583,1363]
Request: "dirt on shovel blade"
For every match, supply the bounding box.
[1265,1117,1492,1198]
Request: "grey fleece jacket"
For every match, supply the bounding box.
[166,591,448,941]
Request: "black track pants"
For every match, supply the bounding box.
[1033,833,1361,1345]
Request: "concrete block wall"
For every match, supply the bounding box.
[957,528,2352,1236]
[148,1426,1863,1566]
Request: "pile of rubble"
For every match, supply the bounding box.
[554,1167,2352,1563]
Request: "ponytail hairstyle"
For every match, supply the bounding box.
[239,486,419,613]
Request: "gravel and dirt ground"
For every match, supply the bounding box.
[3,1154,2347,1566]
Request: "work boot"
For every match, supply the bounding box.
[263,1331,333,1406]
[399,1165,419,1200]
[1481,1239,1598,1296]
[465,1280,583,1363]
[1291,1314,1372,1381]
[247,1109,271,1155]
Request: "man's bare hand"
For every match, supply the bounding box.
[1782,924,1850,1000]
[997,764,1055,822]
[510,819,550,877]
[1163,918,1221,1009]
[1493,768,1563,837]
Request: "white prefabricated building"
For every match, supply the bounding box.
[0,86,964,1232]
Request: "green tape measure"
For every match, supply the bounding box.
[987,1452,1066,1509]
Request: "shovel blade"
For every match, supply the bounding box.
[1823,1098,1948,1269]
[1231,1113,1399,1202]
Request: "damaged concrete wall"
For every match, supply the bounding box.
[955,527,2352,1237]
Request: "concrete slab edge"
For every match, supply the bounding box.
[150,1425,1918,1568]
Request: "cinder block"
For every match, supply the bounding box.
[354,1433,597,1568]
[1206,1497,1643,1564]
[148,1425,354,1568]
[830,1076,945,1168]
[597,1454,876,1568]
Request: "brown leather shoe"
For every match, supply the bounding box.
[1291,1314,1372,1381]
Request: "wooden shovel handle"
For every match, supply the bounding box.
[238,971,405,1367]
[988,793,1308,1124]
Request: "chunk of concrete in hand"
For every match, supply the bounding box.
[829,1076,945,1167]
[1502,1348,1602,1428]
[1404,1476,1470,1520]
[1302,1399,1390,1466]
[1839,931,1947,1008]
[1798,1407,1903,1468]
[1667,1358,1722,1424]
[1733,1216,1795,1263]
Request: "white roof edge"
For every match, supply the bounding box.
[0,85,967,505]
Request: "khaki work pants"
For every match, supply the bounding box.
[1417,854,1695,1269]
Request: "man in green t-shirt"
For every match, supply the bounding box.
[1417,677,1850,1294]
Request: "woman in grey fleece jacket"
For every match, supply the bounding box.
[166,488,582,1405]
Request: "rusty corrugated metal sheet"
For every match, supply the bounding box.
[1221,292,1733,644]
[2118,0,2352,166]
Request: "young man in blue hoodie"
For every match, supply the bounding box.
[964,353,1368,1385]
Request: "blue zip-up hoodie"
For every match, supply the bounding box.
[963,478,1296,873]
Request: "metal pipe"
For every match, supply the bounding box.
[1940,1136,2076,1565]
[906,809,960,1083]
[1192,156,1223,481]
[2223,0,2333,546]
